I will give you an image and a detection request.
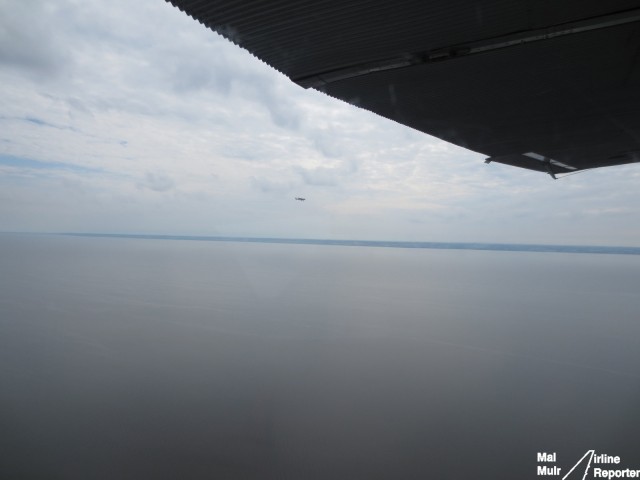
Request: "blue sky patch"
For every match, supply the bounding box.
[0,154,99,173]
[25,116,49,127]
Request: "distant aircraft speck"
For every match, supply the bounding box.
[294,197,305,201]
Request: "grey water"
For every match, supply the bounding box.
[1,233,639,479]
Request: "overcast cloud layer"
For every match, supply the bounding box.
[1,0,639,245]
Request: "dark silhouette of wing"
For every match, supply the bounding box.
[167,1,640,176]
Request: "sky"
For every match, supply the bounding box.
[1,0,639,245]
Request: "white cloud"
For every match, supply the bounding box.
[0,0,639,245]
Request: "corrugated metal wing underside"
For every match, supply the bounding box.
[167,0,640,175]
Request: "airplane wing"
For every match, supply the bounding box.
[167,0,640,176]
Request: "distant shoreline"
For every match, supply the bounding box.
[3,232,638,256]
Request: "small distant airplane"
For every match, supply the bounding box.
[294,197,305,201]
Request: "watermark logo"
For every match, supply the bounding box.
[537,450,639,479]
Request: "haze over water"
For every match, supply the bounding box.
[1,234,639,479]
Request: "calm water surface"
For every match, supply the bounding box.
[1,234,639,479]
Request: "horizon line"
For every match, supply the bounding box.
[2,231,640,256]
